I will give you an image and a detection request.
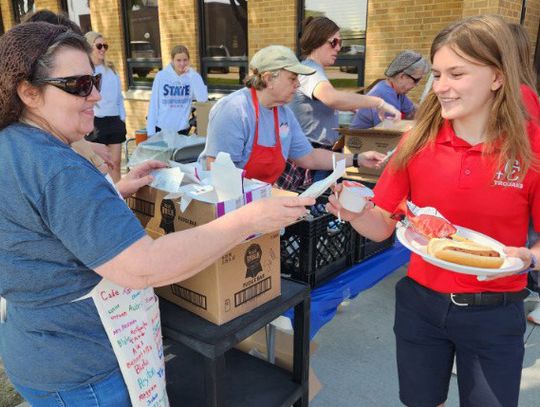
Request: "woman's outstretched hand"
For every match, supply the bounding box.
[116,160,168,198]
[325,183,374,222]
[241,196,316,234]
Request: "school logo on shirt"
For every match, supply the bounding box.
[493,160,524,189]
[163,84,191,97]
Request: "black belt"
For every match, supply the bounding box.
[444,290,529,307]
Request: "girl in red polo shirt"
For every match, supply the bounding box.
[328,15,540,407]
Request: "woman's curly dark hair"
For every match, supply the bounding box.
[0,22,91,130]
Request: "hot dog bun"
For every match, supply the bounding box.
[427,238,504,269]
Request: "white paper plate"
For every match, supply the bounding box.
[396,224,524,279]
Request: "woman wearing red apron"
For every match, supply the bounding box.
[201,45,386,185]
[243,87,286,184]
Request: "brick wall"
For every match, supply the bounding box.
[460,0,539,52]
[35,0,61,13]
[1,0,15,30]
[462,0,502,16]
[158,0,200,71]
[89,1,127,89]
[524,0,540,57]
[248,0,297,58]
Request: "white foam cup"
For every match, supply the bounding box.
[339,181,374,213]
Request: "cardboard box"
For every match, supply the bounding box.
[193,101,215,137]
[128,182,271,237]
[156,232,281,325]
[127,183,280,325]
[339,125,406,178]
[235,327,322,402]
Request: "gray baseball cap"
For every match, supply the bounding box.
[250,45,315,75]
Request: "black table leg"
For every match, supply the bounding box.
[204,355,225,407]
[292,292,310,407]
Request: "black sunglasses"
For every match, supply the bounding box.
[403,72,422,84]
[95,43,109,51]
[327,38,343,49]
[36,74,102,97]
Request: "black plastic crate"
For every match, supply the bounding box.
[280,209,355,288]
[354,232,396,263]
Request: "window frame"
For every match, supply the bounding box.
[11,0,34,23]
[0,6,4,35]
[121,0,163,90]
[297,0,366,87]
[59,0,68,13]
[197,0,249,93]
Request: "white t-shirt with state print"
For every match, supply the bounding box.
[146,65,207,136]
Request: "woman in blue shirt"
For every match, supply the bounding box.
[351,50,429,129]
[0,22,313,406]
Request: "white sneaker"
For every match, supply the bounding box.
[527,302,540,325]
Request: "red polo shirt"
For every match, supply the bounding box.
[373,120,540,293]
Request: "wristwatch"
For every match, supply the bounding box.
[353,153,360,168]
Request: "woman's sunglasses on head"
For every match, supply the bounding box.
[403,72,422,84]
[36,74,102,97]
[95,43,109,51]
[327,38,342,49]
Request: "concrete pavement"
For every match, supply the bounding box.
[310,266,540,406]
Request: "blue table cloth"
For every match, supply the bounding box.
[285,241,411,339]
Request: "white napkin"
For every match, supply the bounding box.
[210,152,244,201]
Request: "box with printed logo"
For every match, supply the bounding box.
[127,183,280,325]
[339,120,412,179]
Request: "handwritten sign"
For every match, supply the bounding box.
[91,279,169,407]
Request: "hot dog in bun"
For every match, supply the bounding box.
[427,238,504,269]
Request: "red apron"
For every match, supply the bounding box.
[243,87,286,184]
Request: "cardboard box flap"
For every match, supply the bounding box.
[338,127,404,137]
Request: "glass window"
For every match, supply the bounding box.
[301,0,368,88]
[122,0,162,89]
[199,0,248,92]
[66,0,92,33]
[11,0,35,23]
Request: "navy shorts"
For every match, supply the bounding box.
[394,277,526,407]
[92,116,127,145]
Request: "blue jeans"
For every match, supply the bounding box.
[12,369,130,407]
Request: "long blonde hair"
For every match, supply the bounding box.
[508,23,538,90]
[391,15,533,177]
[84,31,116,72]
